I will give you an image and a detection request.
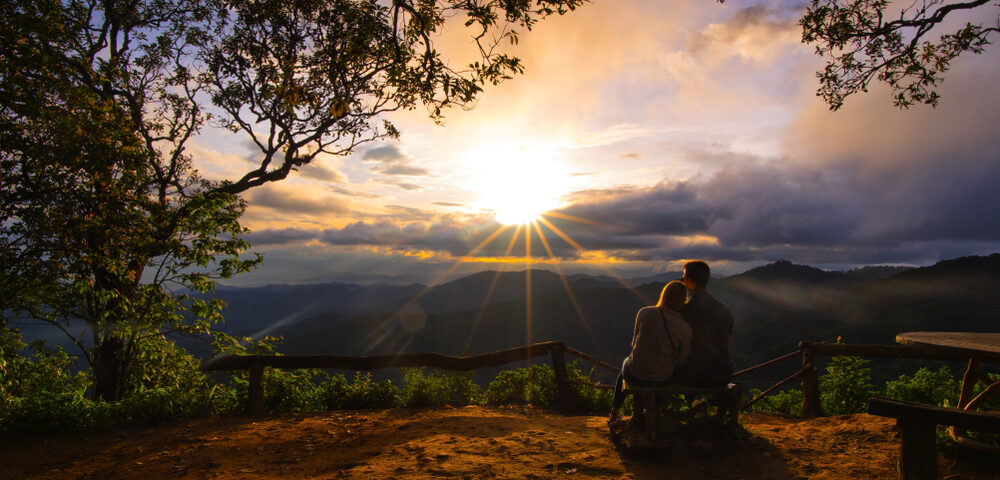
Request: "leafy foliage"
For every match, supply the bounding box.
[883,366,960,407]
[747,387,805,417]
[402,369,481,408]
[566,361,613,412]
[1,0,585,402]
[484,364,557,405]
[820,356,876,415]
[801,0,999,109]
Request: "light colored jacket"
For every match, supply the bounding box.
[624,305,693,382]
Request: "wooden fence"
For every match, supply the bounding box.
[201,339,1000,418]
[201,341,579,416]
[765,342,1000,417]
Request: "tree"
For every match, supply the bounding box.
[0,0,584,400]
[801,0,998,109]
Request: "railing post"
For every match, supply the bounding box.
[550,342,574,411]
[248,358,265,417]
[800,343,822,418]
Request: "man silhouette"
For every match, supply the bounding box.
[672,260,734,387]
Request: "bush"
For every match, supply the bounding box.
[566,361,613,412]
[401,369,481,407]
[484,364,556,405]
[884,367,960,407]
[820,356,875,415]
[341,372,400,409]
[263,368,326,413]
[747,387,804,417]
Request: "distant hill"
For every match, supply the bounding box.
[215,269,633,340]
[274,254,1000,387]
[729,260,912,286]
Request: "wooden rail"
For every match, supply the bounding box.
[732,342,1000,418]
[200,338,1000,419]
[869,397,1000,480]
[797,341,1000,417]
[201,341,575,416]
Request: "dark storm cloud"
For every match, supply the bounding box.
[544,144,1000,266]
[362,144,433,176]
[557,181,719,237]
[696,164,863,247]
[853,157,1000,244]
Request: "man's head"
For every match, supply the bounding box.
[682,260,710,291]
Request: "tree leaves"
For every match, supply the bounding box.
[801,0,998,109]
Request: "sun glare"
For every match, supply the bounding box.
[466,143,569,225]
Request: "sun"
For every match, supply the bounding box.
[465,143,569,225]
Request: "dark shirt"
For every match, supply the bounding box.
[680,291,734,373]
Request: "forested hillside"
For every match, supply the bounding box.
[273,255,1000,386]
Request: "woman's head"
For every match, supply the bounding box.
[657,280,687,311]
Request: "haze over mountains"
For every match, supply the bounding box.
[205,254,1000,386]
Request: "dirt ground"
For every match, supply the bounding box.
[2,406,997,480]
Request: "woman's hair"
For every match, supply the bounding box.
[657,280,687,311]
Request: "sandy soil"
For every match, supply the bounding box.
[2,407,997,479]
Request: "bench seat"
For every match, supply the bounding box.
[623,382,743,432]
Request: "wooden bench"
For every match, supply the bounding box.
[868,396,1000,480]
[623,382,743,436]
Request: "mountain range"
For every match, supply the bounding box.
[198,254,1000,388]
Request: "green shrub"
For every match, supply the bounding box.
[884,367,960,407]
[318,373,352,410]
[484,364,556,405]
[566,361,613,412]
[747,387,804,417]
[263,368,325,413]
[820,356,875,415]
[401,369,481,407]
[341,372,401,409]
[128,335,209,396]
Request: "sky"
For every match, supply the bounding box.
[194,0,1000,286]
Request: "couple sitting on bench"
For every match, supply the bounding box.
[609,260,735,424]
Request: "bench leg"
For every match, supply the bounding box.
[898,419,936,480]
[638,391,657,439]
[726,383,742,427]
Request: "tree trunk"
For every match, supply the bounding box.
[93,335,126,401]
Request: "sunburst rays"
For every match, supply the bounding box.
[367,210,652,357]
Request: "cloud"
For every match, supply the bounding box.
[329,185,383,199]
[686,3,804,64]
[316,218,496,257]
[374,178,425,191]
[243,183,350,217]
[296,159,348,183]
[246,227,319,246]
[544,145,1000,266]
[557,181,719,237]
[362,144,433,176]
[222,0,1000,286]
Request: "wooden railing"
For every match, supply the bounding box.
[745,341,1000,417]
[201,341,578,416]
[201,338,1000,418]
